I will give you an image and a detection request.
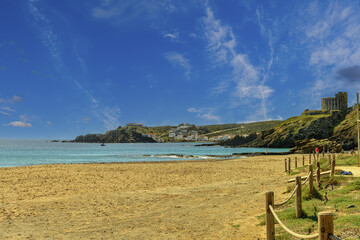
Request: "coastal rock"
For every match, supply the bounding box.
[73,128,156,143]
[75,134,102,143]
[221,109,351,149]
[238,110,345,148]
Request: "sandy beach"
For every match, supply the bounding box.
[0,154,299,239]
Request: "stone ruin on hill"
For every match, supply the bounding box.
[321,92,348,111]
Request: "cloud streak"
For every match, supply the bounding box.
[187,107,221,123]
[28,0,122,131]
[92,0,176,23]
[28,0,63,71]
[300,1,360,94]
[6,121,32,128]
[201,4,274,120]
[165,52,191,79]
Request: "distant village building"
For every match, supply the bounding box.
[321,92,348,111]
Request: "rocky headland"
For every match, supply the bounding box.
[74,127,156,143]
[221,106,360,153]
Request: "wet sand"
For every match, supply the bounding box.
[0,154,300,239]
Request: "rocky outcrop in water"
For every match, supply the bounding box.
[74,128,156,143]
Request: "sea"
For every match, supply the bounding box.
[0,140,290,168]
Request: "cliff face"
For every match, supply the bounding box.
[74,128,156,143]
[331,106,359,150]
[223,110,347,149]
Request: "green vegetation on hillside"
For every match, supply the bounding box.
[223,110,346,149]
[73,120,281,143]
[331,105,359,150]
[198,121,281,137]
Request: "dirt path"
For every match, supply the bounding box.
[0,155,298,239]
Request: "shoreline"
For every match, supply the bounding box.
[0,154,299,239]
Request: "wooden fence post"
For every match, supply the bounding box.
[266,191,275,240]
[313,153,316,162]
[295,157,297,168]
[318,212,333,240]
[295,176,302,218]
[288,158,291,173]
[328,154,331,165]
[309,153,311,162]
[284,159,287,172]
[308,164,313,195]
[316,162,321,188]
[331,157,336,178]
[302,155,305,166]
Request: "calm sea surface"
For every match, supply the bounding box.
[0,140,290,168]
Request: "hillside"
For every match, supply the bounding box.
[198,121,281,137]
[222,110,346,149]
[73,121,281,143]
[74,127,156,143]
[331,105,359,150]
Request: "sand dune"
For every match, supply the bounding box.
[0,155,301,239]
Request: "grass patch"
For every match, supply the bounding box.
[288,170,301,176]
[303,185,322,200]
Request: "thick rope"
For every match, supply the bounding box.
[269,205,319,239]
[301,172,312,186]
[319,164,331,170]
[274,185,298,207]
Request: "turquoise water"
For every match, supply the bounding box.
[0,140,290,168]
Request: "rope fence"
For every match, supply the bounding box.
[274,185,298,207]
[268,205,319,239]
[301,172,311,186]
[265,154,344,239]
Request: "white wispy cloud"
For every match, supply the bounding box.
[12,96,23,102]
[29,0,63,71]
[0,96,23,104]
[102,106,121,130]
[163,29,179,41]
[92,0,176,22]
[5,121,32,128]
[187,107,221,123]
[201,4,274,120]
[83,117,91,124]
[301,1,360,94]
[165,51,191,79]
[28,0,122,131]
[4,114,32,128]
[1,107,15,112]
[74,80,99,107]
[0,111,10,116]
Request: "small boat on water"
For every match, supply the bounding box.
[101,143,106,146]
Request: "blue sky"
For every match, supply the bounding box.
[1,0,360,139]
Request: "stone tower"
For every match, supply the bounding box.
[321,92,348,111]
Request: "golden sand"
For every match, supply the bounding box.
[0,154,303,239]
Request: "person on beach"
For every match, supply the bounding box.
[265,148,268,154]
